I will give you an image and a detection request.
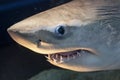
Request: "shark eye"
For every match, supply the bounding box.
[55,25,65,36]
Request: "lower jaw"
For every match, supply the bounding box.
[48,60,104,72]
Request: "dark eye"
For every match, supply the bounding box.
[55,25,65,36]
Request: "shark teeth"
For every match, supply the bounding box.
[45,50,91,63]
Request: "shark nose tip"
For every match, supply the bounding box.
[7,27,12,32]
[7,28,15,35]
[7,28,18,38]
[7,27,17,34]
[7,27,24,41]
[7,28,18,39]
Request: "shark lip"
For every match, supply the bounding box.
[45,49,96,63]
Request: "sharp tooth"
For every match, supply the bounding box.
[59,56,64,63]
[60,56,63,60]
[45,55,51,59]
[55,54,58,58]
[45,55,48,58]
[53,58,57,63]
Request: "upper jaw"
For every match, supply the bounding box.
[8,26,97,56]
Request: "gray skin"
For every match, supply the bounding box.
[7,0,120,72]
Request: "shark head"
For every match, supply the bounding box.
[7,0,120,72]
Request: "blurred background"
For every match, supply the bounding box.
[0,0,70,80]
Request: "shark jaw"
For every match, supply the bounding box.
[45,49,97,63]
[45,48,102,72]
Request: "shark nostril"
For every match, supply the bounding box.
[37,39,41,47]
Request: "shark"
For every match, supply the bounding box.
[7,0,120,72]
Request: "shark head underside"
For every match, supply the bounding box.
[7,0,120,72]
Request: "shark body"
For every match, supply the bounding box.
[8,0,120,72]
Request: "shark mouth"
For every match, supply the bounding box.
[45,49,95,63]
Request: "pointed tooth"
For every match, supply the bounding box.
[59,56,64,63]
[45,55,51,59]
[45,55,48,58]
[53,58,57,63]
[55,54,58,58]
[50,54,55,60]
[60,56,63,60]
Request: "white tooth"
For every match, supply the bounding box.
[55,54,58,58]
[45,56,48,58]
[59,56,64,63]
[60,56,63,60]
[53,58,57,63]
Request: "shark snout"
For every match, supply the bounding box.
[7,28,21,42]
[7,27,46,53]
[7,28,30,44]
[7,27,39,46]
